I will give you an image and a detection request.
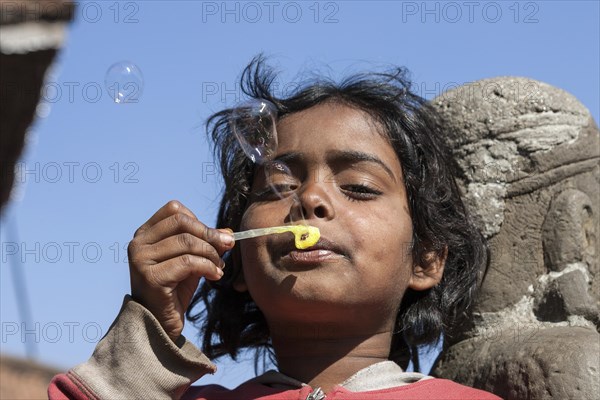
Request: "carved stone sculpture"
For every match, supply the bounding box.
[431,77,599,400]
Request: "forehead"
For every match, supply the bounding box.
[275,102,401,169]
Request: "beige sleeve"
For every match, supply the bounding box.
[70,295,216,400]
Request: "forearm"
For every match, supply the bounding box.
[48,295,216,400]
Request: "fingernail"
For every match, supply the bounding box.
[220,232,234,246]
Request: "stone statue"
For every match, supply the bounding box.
[430,77,599,399]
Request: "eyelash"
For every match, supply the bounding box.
[341,184,383,201]
[254,183,382,202]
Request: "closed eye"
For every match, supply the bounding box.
[341,184,383,201]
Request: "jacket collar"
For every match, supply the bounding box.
[246,361,431,392]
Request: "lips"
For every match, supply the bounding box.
[287,248,341,262]
[277,236,348,265]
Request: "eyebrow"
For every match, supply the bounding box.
[272,150,397,182]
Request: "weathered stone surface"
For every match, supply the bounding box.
[432,77,597,240]
[434,327,600,400]
[534,269,598,323]
[431,77,599,399]
[433,77,591,148]
[542,189,596,272]
[432,77,600,314]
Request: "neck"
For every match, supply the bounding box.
[271,326,394,393]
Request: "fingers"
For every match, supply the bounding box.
[133,201,234,254]
[134,201,197,237]
[145,233,225,268]
[137,212,233,253]
[145,255,224,287]
[128,200,234,299]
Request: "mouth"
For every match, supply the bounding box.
[277,236,348,265]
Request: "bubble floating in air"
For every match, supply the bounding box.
[230,99,278,164]
[104,61,144,104]
[231,99,308,222]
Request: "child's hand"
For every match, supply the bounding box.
[127,201,234,342]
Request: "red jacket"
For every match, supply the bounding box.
[50,372,501,400]
[48,297,502,400]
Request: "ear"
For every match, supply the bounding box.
[408,246,447,291]
[230,246,248,292]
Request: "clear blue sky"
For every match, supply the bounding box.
[1,0,598,388]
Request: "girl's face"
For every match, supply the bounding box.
[237,102,416,334]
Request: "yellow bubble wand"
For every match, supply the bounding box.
[232,225,320,249]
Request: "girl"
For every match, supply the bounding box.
[49,57,501,399]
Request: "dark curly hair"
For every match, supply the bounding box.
[186,55,488,372]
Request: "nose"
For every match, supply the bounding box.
[290,180,335,222]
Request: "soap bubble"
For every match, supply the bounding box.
[230,99,278,164]
[231,99,307,222]
[104,61,144,104]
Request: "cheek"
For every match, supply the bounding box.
[239,240,260,270]
[238,238,273,304]
[348,199,413,250]
[240,199,292,231]
[239,203,261,231]
[346,201,414,282]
